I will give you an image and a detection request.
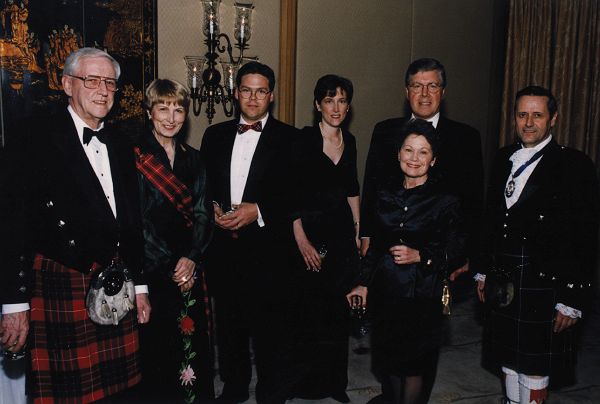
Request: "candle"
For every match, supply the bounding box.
[209,14,214,36]
[240,17,245,42]
[192,67,197,89]
[229,76,234,91]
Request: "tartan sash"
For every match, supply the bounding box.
[134,146,194,228]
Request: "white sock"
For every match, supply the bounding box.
[502,367,519,403]
[518,374,549,404]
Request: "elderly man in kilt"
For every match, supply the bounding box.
[476,86,599,404]
[0,47,151,403]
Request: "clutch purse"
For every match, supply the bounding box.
[86,257,136,325]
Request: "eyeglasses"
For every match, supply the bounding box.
[67,75,119,92]
[408,82,443,94]
[237,87,271,100]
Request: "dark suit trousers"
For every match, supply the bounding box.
[214,247,298,404]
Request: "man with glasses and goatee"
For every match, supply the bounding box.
[360,58,484,404]
[200,61,299,404]
[0,47,149,403]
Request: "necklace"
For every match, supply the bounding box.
[505,148,545,197]
[319,122,343,149]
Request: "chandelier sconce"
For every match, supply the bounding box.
[185,1,255,123]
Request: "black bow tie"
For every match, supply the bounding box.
[237,121,262,134]
[83,127,107,145]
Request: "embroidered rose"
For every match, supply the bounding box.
[179,315,195,335]
[179,365,196,386]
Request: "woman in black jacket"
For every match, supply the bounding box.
[347,119,466,404]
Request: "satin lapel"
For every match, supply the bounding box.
[242,118,274,201]
[50,113,116,224]
[106,132,129,223]
[511,142,559,209]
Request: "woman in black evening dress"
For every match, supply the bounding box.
[290,75,360,403]
[135,79,214,403]
[347,119,466,404]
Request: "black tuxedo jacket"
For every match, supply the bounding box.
[200,116,298,296]
[0,109,143,304]
[483,139,599,310]
[360,116,484,254]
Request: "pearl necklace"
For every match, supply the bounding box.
[319,122,344,149]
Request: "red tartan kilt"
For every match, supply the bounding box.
[29,254,141,403]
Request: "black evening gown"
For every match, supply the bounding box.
[290,126,360,399]
[136,132,214,403]
[360,174,466,377]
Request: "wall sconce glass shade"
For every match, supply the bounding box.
[202,0,221,38]
[234,3,254,45]
[220,61,240,93]
[184,56,206,90]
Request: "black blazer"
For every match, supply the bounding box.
[0,109,143,304]
[360,116,483,256]
[199,116,298,295]
[483,140,599,310]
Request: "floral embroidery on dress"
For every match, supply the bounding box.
[178,291,197,403]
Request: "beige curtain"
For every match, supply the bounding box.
[499,0,600,163]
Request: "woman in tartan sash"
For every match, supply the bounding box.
[135,79,214,403]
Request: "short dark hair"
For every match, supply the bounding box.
[236,61,276,91]
[313,74,354,105]
[514,85,558,117]
[404,58,446,88]
[397,119,440,157]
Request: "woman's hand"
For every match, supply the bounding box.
[346,285,368,307]
[173,257,196,286]
[180,277,195,293]
[296,237,322,271]
[389,245,420,265]
[476,279,485,302]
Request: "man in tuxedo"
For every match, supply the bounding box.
[200,61,298,404]
[360,58,484,404]
[0,47,150,402]
[476,86,598,403]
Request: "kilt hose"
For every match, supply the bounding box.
[29,254,141,403]
[483,247,578,386]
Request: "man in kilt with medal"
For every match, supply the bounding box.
[0,47,151,403]
[476,86,599,403]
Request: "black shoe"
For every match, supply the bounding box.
[331,391,350,403]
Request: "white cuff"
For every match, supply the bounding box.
[256,204,265,227]
[473,273,486,282]
[2,303,30,314]
[135,285,149,294]
[555,303,582,319]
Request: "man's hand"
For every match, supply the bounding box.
[476,279,485,302]
[0,311,29,353]
[173,257,196,286]
[136,293,151,324]
[554,311,577,333]
[449,261,469,281]
[215,202,258,231]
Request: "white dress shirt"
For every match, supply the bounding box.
[230,114,268,227]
